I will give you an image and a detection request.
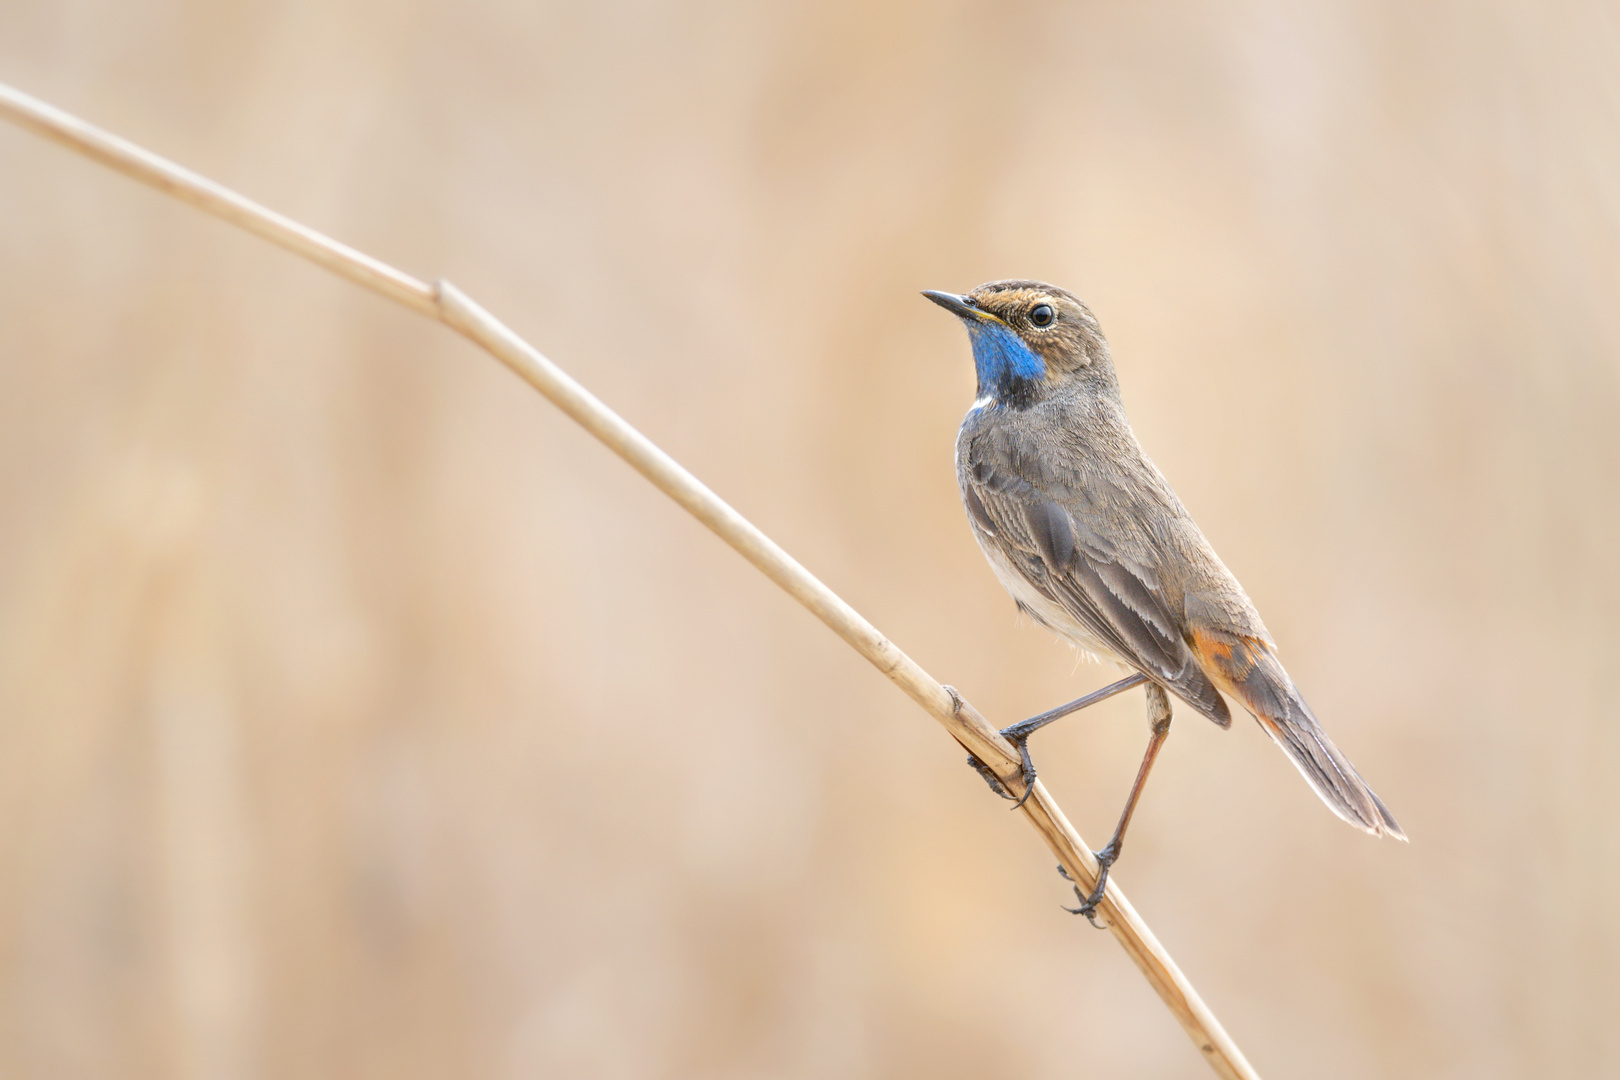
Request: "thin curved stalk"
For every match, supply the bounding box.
[0,80,1260,1080]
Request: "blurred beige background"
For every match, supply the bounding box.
[2,2,1618,1078]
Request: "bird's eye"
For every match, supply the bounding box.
[1029,304,1054,327]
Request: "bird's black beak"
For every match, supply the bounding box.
[922,289,985,322]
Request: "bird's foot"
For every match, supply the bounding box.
[965,729,1038,808]
[1058,842,1119,929]
[948,684,1040,808]
[966,754,1015,800]
[1002,730,1039,809]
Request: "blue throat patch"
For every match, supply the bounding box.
[967,320,1046,405]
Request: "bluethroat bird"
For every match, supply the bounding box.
[924,280,1405,923]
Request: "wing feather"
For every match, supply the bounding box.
[964,457,1230,726]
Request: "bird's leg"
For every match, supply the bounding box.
[968,672,1149,809]
[1064,683,1172,927]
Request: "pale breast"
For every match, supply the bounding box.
[970,522,1124,667]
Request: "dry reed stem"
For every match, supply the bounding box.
[0,80,1260,1080]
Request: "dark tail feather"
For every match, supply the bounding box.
[1192,628,1406,840]
[1252,707,1406,840]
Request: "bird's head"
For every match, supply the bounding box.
[923,280,1114,409]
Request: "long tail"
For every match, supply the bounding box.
[1191,628,1406,840]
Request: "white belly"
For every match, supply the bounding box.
[973,527,1123,667]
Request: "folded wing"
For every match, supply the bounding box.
[964,457,1231,727]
